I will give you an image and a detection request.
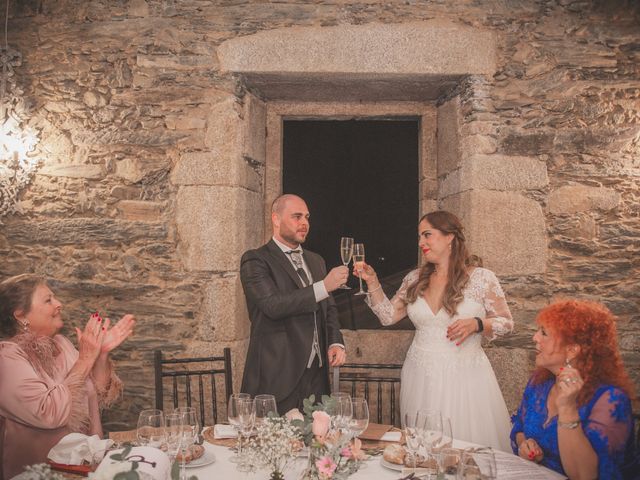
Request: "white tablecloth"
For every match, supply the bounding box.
[188,440,566,479]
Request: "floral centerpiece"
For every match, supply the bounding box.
[290,395,365,480]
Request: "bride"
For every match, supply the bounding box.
[355,210,513,451]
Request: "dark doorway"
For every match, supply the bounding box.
[283,119,419,329]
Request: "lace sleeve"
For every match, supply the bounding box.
[583,387,633,479]
[364,270,417,326]
[476,269,514,341]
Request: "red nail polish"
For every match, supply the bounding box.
[102,327,106,331]
[528,452,534,459]
[456,342,460,346]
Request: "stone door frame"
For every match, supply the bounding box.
[264,101,438,240]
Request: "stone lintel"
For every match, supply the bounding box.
[218,22,497,77]
[441,191,547,275]
[175,186,263,271]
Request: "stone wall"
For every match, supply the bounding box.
[0,0,638,430]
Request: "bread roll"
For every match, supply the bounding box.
[382,444,406,465]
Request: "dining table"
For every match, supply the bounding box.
[185,435,567,479]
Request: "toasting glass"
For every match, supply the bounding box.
[339,237,354,289]
[353,243,366,296]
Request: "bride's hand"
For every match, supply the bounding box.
[446,318,479,345]
[352,262,378,284]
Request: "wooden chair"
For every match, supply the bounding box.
[154,348,233,427]
[336,363,402,427]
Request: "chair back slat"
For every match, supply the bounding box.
[336,363,402,427]
[153,348,233,428]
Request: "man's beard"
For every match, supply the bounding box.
[282,230,307,245]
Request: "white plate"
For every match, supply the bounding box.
[380,458,403,471]
[185,450,216,468]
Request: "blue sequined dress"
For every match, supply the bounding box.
[510,378,638,479]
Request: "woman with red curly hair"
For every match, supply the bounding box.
[510,299,637,479]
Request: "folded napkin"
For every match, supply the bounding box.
[213,424,237,439]
[91,446,170,480]
[48,433,113,465]
[381,431,402,442]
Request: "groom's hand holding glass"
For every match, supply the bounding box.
[323,266,349,292]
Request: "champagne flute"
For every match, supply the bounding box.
[339,237,354,289]
[404,412,422,474]
[228,393,251,463]
[236,398,255,473]
[353,243,366,296]
[164,413,183,465]
[136,409,165,447]
[175,407,199,480]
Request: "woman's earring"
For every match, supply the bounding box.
[19,320,29,332]
[565,357,572,368]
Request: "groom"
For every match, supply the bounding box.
[240,194,348,414]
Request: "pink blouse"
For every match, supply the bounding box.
[0,334,122,479]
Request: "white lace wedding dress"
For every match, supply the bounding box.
[367,267,514,452]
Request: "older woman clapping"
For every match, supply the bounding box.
[0,274,135,479]
[511,299,637,480]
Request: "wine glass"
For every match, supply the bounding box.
[438,416,453,450]
[236,398,255,472]
[254,394,278,427]
[417,410,442,477]
[136,409,165,447]
[164,412,184,465]
[329,392,352,433]
[228,393,251,463]
[339,237,354,289]
[404,412,422,473]
[348,397,369,438]
[353,243,366,296]
[175,407,199,480]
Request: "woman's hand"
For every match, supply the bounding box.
[555,364,584,412]
[75,313,105,365]
[446,317,479,345]
[352,262,379,286]
[518,437,544,463]
[100,314,135,353]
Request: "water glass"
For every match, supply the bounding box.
[136,409,165,447]
[436,416,453,451]
[436,447,462,479]
[460,448,497,480]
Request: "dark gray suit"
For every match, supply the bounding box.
[240,239,343,412]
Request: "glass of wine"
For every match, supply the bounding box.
[339,237,354,289]
[353,243,366,296]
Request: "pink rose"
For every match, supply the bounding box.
[315,456,337,477]
[312,410,331,437]
[284,408,304,422]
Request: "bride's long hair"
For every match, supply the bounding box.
[405,211,480,315]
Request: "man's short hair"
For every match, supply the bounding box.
[271,194,302,215]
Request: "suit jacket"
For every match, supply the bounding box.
[240,239,343,402]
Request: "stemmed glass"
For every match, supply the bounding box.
[418,410,442,475]
[329,392,353,433]
[353,243,366,296]
[254,394,278,427]
[164,412,184,466]
[228,393,251,463]
[175,407,199,480]
[339,237,354,289]
[348,397,369,438]
[136,409,165,447]
[404,412,423,474]
[438,416,453,450]
[236,398,255,472]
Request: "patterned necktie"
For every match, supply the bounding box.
[287,250,310,286]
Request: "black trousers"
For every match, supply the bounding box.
[277,356,329,414]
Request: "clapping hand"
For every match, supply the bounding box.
[100,314,136,353]
[75,313,106,364]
